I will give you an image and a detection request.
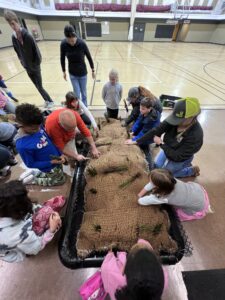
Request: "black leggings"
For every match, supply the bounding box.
[107,107,119,119]
[27,67,53,103]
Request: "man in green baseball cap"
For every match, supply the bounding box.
[165,97,201,126]
[125,97,203,178]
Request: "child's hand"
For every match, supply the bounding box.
[49,212,62,233]
[50,155,67,165]
[154,136,162,145]
[124,139,136,145]
[51,155,66,165]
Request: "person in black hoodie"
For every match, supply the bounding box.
[122,86,162,127]
[125,97,161,170]
[125,97,203,178]
[60,25,95,107]
[4,10,54,108]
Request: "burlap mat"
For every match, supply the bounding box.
[77,119,178,258]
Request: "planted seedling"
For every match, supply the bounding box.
[152,223,163,236]
[87,166,97,177]
[90,188,97,194]
[137,222,163,236]
[126,127,130,139]
[96,140,112,147]
[119,172,141,189]
[137,224,152,233]
[93,224,101,233]
[103,165,128,174]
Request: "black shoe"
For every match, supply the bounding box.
[0,166,11,177]
[104,112,110,123]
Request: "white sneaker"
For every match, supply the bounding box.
[19,169,34,181]
[22,174,35,184]
[0,166,11,177]
[44,101,54,109]
[19,169,41,181]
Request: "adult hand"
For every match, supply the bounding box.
[92,71,96,80]
[124,139,136,145]
[153,136,162,145]
[76,154,89,161]
[91,147,100,159]
[63,72,67,81]
[49,212,62,233]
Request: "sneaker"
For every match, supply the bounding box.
[8,157,18,166]
[193,166,200,177]
[22,174,35,184]
[0,166,11,177]
[44,101,54,109]
[19,169,41,181]
[104,112,110,123]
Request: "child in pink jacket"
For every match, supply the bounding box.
[101,239,167,300]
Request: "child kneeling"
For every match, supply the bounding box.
[126,97,161,170]
[0,181,63,262]
[138,169,212,221]
[15,103,66,186]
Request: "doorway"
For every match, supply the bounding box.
[133,23,145,42]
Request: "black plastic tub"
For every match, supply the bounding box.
[58,160,191,269]
[159,94,183,108]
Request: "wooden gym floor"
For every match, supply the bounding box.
[1,42,225,300]
[1,41,225,108]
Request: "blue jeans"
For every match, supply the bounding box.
[69,74,88,107]
[154,149,194,178]
[0,101,16,115]
[0,144,11,169]
[139,144,153,171]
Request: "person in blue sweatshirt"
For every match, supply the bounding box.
[125,97,161,170]
[15,103,66,186]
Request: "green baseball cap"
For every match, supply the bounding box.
[165,97,201,126]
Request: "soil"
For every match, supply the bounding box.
[76,119,178,258]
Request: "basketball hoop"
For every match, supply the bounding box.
[79,1,95,18]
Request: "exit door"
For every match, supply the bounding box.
[133,23,145,42]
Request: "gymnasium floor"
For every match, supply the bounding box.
[1,42,225,300]
[1,41,225,108]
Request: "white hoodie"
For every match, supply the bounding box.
[0,206,54,263]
